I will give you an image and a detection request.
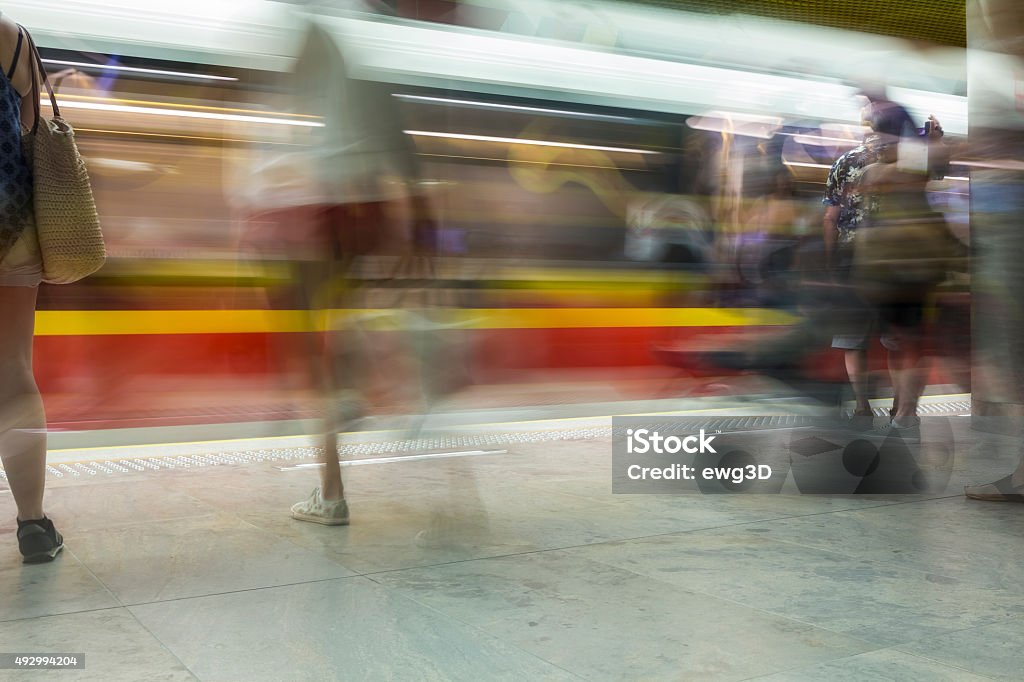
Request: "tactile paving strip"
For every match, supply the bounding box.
[0,428,611,481]
[893,400,971,416]
[0,400,971,481]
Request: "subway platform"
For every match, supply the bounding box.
[1,394,1023,681]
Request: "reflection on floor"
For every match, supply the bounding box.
[1,418,1023,681]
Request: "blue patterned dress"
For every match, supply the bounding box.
[0,26,33,262]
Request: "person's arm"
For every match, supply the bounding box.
[822,154,845,267]
[924,115,953,179]
[823,205,840,264]
[0,16,38,129]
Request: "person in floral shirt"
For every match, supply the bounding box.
[824,98,917,424]
[823,141,880,248]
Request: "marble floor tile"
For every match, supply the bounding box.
[460,437,948,518]
[68,513,357,604]
[0,608,195,681]
[896,618,1024,681]
[750,648,993,681]
[226,450,675,574]
[565,529,1024,646]
[238,499,537,575]
[0,542,120,622]
[242,484,802,575]
[1,421,1015,679]
[159,463,319,513]
[130,576,579,682]
[36,479,217,534]
[731,496,1024,593]
[574,487,919,520]
[232,442,921,574]
[375,550,873,681]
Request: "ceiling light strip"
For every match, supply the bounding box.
[54,93,319,118]
[782,161,832,169]
[404,130,659,154]
[44,98,323,127]
[394,94,641,122]
[417,152,654,171]
[42,59,238,81]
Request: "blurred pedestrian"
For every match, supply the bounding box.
[823,96,948,430]
[854,110,959,436]
[964,0,1024,501]
[0,15,63,562]
[245,1,435,524]
[823,98,908,424]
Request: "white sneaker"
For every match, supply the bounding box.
[290,488,350,525]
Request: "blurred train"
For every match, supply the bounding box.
[13,0,971,429]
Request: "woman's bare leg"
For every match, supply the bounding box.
[292,254,360,504]
[0,286,47,521]
[290,259,346,501]
[888,330,924,422]
[845,348,872,414]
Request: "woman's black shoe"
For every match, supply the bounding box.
[17,517,63,564]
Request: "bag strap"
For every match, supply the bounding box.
[17,24,59,135]
[6,26,24,82]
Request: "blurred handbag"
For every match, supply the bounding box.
[21,26,105,284]
[853,212,968,302]
[365,253,475,400]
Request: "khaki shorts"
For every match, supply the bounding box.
[0,219,43,287]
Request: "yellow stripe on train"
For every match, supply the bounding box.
[34,308,797,336]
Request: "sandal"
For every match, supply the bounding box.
[965,474,1024,502]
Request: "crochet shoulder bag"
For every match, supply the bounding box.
[21,25,104,284]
